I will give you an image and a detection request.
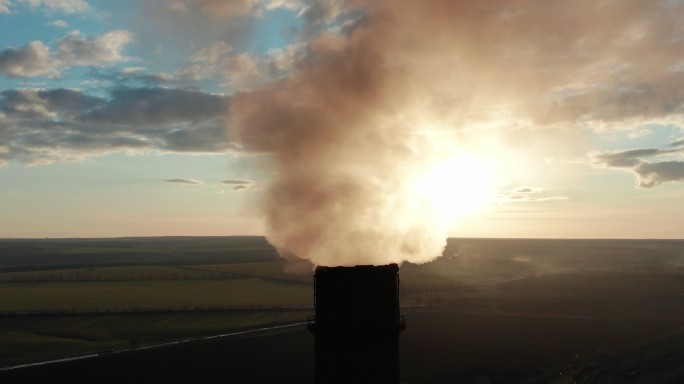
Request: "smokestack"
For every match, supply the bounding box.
[308,264,406,384]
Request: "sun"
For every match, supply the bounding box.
[410,150,497,224]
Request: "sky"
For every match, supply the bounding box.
[1,1,683,253]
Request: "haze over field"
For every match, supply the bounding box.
[1,1,684,264]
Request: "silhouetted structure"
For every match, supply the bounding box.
[308,264,406,384]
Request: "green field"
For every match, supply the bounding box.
[0,237,316,367]
[1,236,684,371]
[0,310,309,366]
[0,263,313,367]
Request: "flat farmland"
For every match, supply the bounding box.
[0,310,310,367]
[1,236,684,379]
[0,278,310,313]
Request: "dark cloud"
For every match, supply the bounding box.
[37,88,103,111]
[164,178,202,184]
[671,138,684,147]
[221,179,254,190]
[0,88,103,119]
[0,41,58,78]
[593,147,684,188]
[593,148,683,168]
[90,67,179,87]
[221,179,252,185]
[0,86,232,165]
[634,161,684,188]
[79,87,228,126]
[161,121,231,152]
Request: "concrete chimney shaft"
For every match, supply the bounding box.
[308,264,406,384]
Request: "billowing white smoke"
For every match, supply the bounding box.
[229,0,684,266]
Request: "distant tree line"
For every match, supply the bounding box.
[0,271,265,282]
[0,305,314,317]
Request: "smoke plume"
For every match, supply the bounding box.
[229,0,684,266]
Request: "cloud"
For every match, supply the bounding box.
[672,138,684,147]
[592,147,684,188]
[0,88,101,119]
[168,1,186,12]
[179,41,306,87]
[170,0,303,17]
[0,30,133,78]
[221,179,254,191]
[56,30,132,66]
[221,179,252,185]
[164,178,202,184]
[264,0,301,11]
[47,20,68,28]
[499,194,570,204]
[221,53,260,85]
[192,0,261,17]
[299,0,344,25]
[593,148,683,168]
[628,128,652,139]
[266,43,306,74]
[179,41,233,80]
[160,120,231,153]
[79,87,227,126]
[0,42,58,78]
[633,161,684,188]
[0,0,12,13]
[499,186,568,203]
[0,87,231,165]
[20,0,89,14]
[512,186,544,194]
[91,67,178,86]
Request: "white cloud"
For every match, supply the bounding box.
[190,0,262,17]
[180,41,232,80]
[165,0,304,18]
[56,30,132,66]
[168,1,187,12]
[179,42,264,86]
[266,43,306,74]
[0,0,12,14]
[47,19,68,27]
[498,187,568,203]
[264,0,301,10]
[222,53,260,85]
[0,30,133,78]
[628,128,653,140]
[20,0,89,13]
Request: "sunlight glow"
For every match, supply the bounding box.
[411,151,497,224]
